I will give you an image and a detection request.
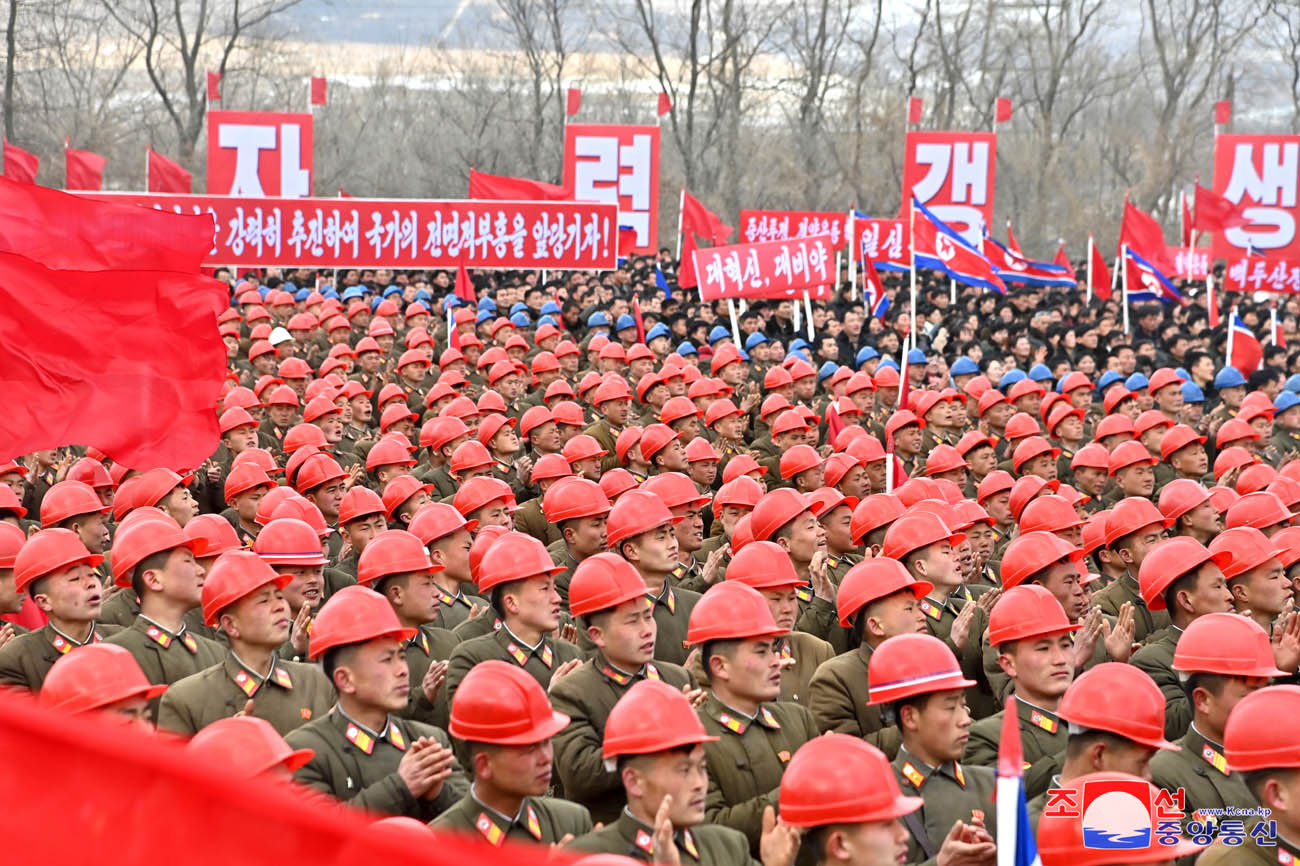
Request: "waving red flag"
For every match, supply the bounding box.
[1052,241,1070,271]
[207,70,222,101]
[566,87,582,117]
[1005,219,1022,255]
[468,168,569,201]
[147,148,192,194]
[0,178,226,469]
[64,145,106,191]
[1181,191,1193,246]
[1193,183,1250,233]
[3,139,38,184]
[1119,199,1177,275]
[1089,234,1112,301]
[310,76,327,106]
[678,234,700,289]
[454,260,476,303]
[657,92,672,116]
[681,190,733,245]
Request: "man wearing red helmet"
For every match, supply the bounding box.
[433,661,593,845]
[1091,497,1171,642]
[408,502,486,631]
[585,379,633,473]
[541,477,612,606]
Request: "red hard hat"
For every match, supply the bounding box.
[1225,490,1292,531]
[65,457,113,490]
[39,480,108,528]
[38,644,167,714]
[1057,663,1177,750]
[807,487,855,520]
[1157,479,1211,523]
[659,396,698,425]
[1081,510,1111,556]
[551,400,585,426]
[408,501,476,546]
[1094,414,1135,441]
[1267,476,1300,509]
[449,659,570,745]
[380,404,419,433]
[452,476,516,520]
[1036,772,1202,866]
[988,584,1078,646]
[307,584,417,659]
[475,413,516,447]
[976,470,1015,505]
[1012,436,1060,473]
[337,485,385,526]
[1103,497,1171,547]
[542,477,612,523]
[1003,412,1040,441]
[1068,443,1110,473]
[684,438,719,464]
[284,423,329,455]
[381,475,434,519]
[1208,525,1287,579]
[0,522,24,569]
[269,497,331,537]
[686,581,786,645]
[365,437,418,471]
[836,558,930,627]
[201,549,292,625]
[779,444,823,480]
[569,553,649,617]
[704,398,740,428]
[881,511,964,561]
[561,434,609,464]
[844,433,886,464]
[1173,612,1287,677]
[599,469,639,501]
[615,427,643,463]
[357,530,440,586]
[13,528,104,594]
[1216,417,1260,449]
[1214,447,1257,483]
[1009,476,1058,521]
[1224,685,1300,772]
[602,678,718,759]
[606,490,680,550]
[477,532,565,592]
[1018,495,1084,534]
[184,514,242,560]
[1107,439,1157,475]
[302,396,341,425]
[1274,525,1300,568]
[186,716,314,777]
[637,425,681,463]
[712,476,763,519]
[924,444,969,476]
[725,541,805,590]
[469,525,510,583]
[253,517,328,567]
[120,467,190,518]
[779,734,922,827]
[531,453,573,484]
[254,487,301,527]
[592,375,632,408]
[1138,536,1231,611]
[232,448,282,478]
[641,472,710,512]
[1160,424,1207,461]
[1000,531,1083,590]
[110,513,197,588]
[448,441,494,476]
[223,463,274,504]
[867,633,975,704]
[721,454,768,484]
[0,482,25,519]
[1134,409,1174,437]
[518,406,555,440]
[749,488,813,542]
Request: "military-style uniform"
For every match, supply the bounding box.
[697,694,818,852]
[550,654,694,825]
[670,556,711,594]
[646,581,699,667]
[918,593,995,719]
[892,747,998,863]
[1271,427,1300,462]
[1150,724,1257,832]
[285,706,468,820]
[415,463,458,501]
[0,622,120,691]
[775,632,832,705]
[792,585,848,654]
[97,589,218,641]
[105,616,226,715]
[1129,625,1188,740]
[513,497,562,546]
[1092,572,1169,643]
[445,625,582,708]
[963,697,1066,799]
[805,642,903,758]
[433,792,593,846]
[402,624,459,729]
[156,651,335,737]
[548,540,582,606]
[567,810,758,864]
[430,585,484,632]
[583,418,621,473]
[451,607,500,642]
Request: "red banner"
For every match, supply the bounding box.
[207,110,314,198]
[563,123,659,255]
[903,131,997,244]
[854,217,909,269]
[1213,134,1300,260]
[693,235,836,301]
[738,209,848,247]
[1170,246,1211,280]
[76,193,620,269]
[1223,256,1300,293]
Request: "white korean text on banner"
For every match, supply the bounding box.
[692,235,836,301]
[207,111,314,198]
[563,123,659,256]
[902,131,997,245]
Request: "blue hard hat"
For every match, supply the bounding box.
[341,286,365,302]
[951,357,979,377]
[1028,363,1053,382]
[1276,391,1300,413]
[477,297,497,312]
[998,369,1027,389]
[856,346,879,366]
[540,301,561,315]
[744,332,769,351]
[1287,374,1300,393]
[708,325,730,345]
[1175,367,1192,383]
[790,338,811,353]
[647,323,671,342]
[510,311,531,328]
[383,285,402,298]
[1096,370,1123,392]
[818,361,839,381]
[1214,367,1247,389]
[1180,381,1205,404]
[294,288,310,301]
[617,314,637,332]
[369,297,382,312]
[322,288,339,300]
[907,348,927,365]
[538,315,557,328]
[1125,372,1149,392]
[414,289,432,303]
[510,302,529,316]
[786,349,811,363]
[282,281,297,292]
[476,309,494,324]
[738,348,751,362]
[587,312,610,328]
[876,359,900,372]
[676,341,697,356]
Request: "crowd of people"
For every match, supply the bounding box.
[2,254,1300,866]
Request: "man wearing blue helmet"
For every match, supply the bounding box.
[1204,365,1248,440]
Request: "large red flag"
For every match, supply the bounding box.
[678,234,700,289]
[681,190,734,245]
[64,145,106,191]
[1119,199,1177,275]
[1193,183,1250,233]
[0,178,226,468]
[1053,241,1070,271]
[454,260,476,303]
[147,148,192,194]
[1088,235,1112,300]
[3,139,38,184]
[468,168,569,201]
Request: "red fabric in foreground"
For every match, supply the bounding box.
[468,168,570,202]
[0,691,570,866]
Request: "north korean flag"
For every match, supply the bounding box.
[912,198,1006,294]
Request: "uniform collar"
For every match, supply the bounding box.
[645,581,677,613]
[617,810,700,860]
[406,627,433,656]
[597,653,662,686]
[334,705,407,755]
[46,622,102,654]
[1015,696,1060,734]
[705,694,780,735]
[139,615,199,653]
[226,651,292,697]
[897,746,967,789]
[499,624,554,669]
[469,785,543,843]
[1188,724,1231,775]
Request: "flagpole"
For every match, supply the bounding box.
[847,208,857,299]
[145,145,151,192]
[63,137,68,191]
[1121,243,1131,335]
[1085,234,1093,304]
[726,298,742,345]
[1227,304,1235,363]
[793,290,802,334]
[1207,264,1217,328]
[1271,302,1279,347]
[675,187,685,260]
[803,289,814,340]
[949,276,957,305]
[1178,189,1186,248]
[908,198,918,346]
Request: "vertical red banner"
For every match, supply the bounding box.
[563,123,660,255]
